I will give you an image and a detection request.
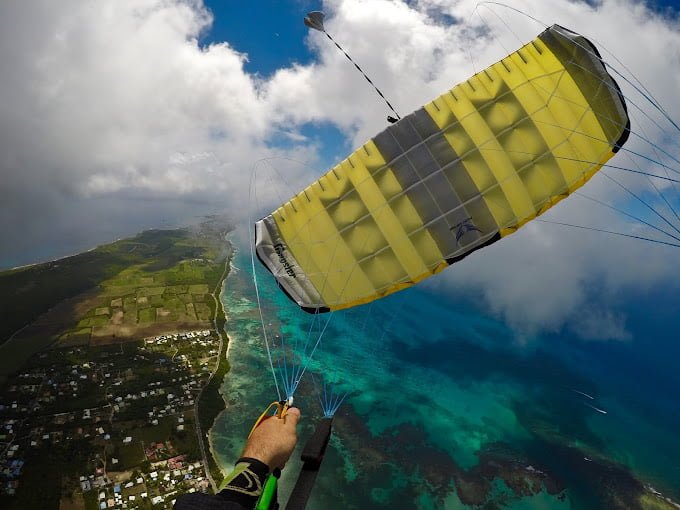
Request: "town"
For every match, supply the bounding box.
[0,330,220,509]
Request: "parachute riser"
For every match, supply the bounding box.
[284,417,334,510]
[305,11,401,123]
[248,398,293,439]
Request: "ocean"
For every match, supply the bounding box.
[210,242,680,509]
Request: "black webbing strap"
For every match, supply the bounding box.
[284,418,333,510]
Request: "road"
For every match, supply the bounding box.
[194,248,231,492]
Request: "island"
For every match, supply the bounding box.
[0,218,232,509]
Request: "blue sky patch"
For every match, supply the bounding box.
[201,1,323,76]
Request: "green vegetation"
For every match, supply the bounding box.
[200,353,231,485]
[117,442,146,470]
[0,218,235,508]
[138,307,156,323]
[197,254,231,486]
[640,493,679,510]
[0,327,225,508]
[0,219,232,381]
[0,229,194,344]
[0,439,93,510]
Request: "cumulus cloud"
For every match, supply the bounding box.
[1,0,678,339]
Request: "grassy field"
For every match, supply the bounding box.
[0,219,232,382]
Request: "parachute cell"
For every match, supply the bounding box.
[255,25,630,313]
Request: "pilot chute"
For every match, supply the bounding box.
[255,24,630,313]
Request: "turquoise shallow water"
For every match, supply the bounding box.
[210,243,680,509]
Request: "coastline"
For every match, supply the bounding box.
[2,227,166,273]
[195,240,234,490]
[205,251,260,484]
[206,331,235,480]
[2,224,194,272]
[0,223,238,508]
[192,242,680,509]
[3,245,99,273]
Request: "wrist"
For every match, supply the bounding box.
[236,457,270,476]
[241,443,276,471]
[216,458,270,507]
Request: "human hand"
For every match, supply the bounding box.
[241,407,301,471]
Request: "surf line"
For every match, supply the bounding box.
[571,389,595,400]
[584,402,608,415]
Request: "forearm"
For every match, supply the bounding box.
[216,457,271,508]
[174,407,299,510]
[173,459,271,510]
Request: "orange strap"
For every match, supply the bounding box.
[248,400,290,438]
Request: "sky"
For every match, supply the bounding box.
[0,0,678,340]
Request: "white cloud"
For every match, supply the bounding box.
[573,308,632,341]
[1,0,678,338]
[0,0,314,264]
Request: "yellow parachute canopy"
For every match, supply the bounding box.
[255,25,630,313]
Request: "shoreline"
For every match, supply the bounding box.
[192,243,680,508]
[204,248,247,484]
[3,245,99,272]
[195,240,233,490]
[206,331,235,480]
[2,226,176,272]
